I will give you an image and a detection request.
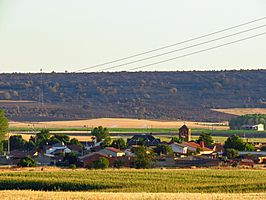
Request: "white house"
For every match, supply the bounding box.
[170,143,188,154]
[255,124,264,131]
[242,124,264,131]
[45,142,71,155]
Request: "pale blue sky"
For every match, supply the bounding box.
[0,0,265,73]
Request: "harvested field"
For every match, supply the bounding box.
[9,133,93,142]
[1,191,266,200]
[9,118,228,130]
[212,108,266,116]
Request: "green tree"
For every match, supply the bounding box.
[244,143,255,151]
[91,157,109,169]
[70,138,81,146]
[154,144,173,155]
[225,148,239,159]
[0,110,8,141]
[229,114,266,130]
[224,135,255,151]
[0,141,4,154]
[101,137,111,148]
[133,146,155,169]
[224,135,246,151]
[53,134,70,144]
[197,132,214,146]
[113,159,124,168]
[18,157,37,167]
[111,138,127,149]
[260,146,266,151]
[171,137,182,143]
[63,152,78,165]
[49,134,70,145]
[35,129,50,149]
[25,140,36,151]
[91,126,110,142]
[9,135,27,150]
[48,137,61,145]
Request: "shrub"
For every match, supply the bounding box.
[91,157,109,169]
[18,157,37,167]
[69,164,77,169]
[113,160,123,168]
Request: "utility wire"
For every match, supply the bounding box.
[128,32,266,71]
[74,16,266,72]
[98,25,266,71]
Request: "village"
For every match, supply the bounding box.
[1,123,266,169]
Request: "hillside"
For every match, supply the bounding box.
[0,70,265,122]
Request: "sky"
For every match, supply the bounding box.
[0,0,265,73]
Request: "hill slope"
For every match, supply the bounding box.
[0,70,265,122]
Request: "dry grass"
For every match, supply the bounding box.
[1,191,266,200]
[212,108,266,116]
[9,133,93,142]
[9,118,228,130]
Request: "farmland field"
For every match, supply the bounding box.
[1,191,266,200]
[0,168,266,193]
[212,108,266,116]
[9,118,228,130]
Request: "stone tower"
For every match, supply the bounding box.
[179,124,191,142]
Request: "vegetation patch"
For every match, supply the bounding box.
[0,169,265,192]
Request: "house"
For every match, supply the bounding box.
[180,141,213,155]
[45,142,71,156]
[0,155,10,165]
[212,143,224,155]
[98,147,125,157]
[256,124,264,131]
[179,125,191,142]
[80,137,102,151]
[67,145,83,155]
[127,134,161,147]
[238,151,266,164]
[78,152,108,167]
[170,143,188,155]
[242,124,264,131]
[34,153,54,166]
[175,155,219,167]
[8,150,29,165]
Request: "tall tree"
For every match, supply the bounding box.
[224,135,254,151]
[0,110,8,141]
[197,132,214,146]
[91,126,110,142]
[111,138,127,149]
[9,135,27,150]
[133,146,155,169]
[35,129,50,149]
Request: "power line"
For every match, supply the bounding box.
[128,32,266,71]
[73,16,266,72]
[98,25,266,72]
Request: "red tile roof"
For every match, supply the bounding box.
[182,142,213,151]
[106,147,123,153]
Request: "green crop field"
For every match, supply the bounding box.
[0,169,266,193]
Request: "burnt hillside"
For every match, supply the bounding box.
[0,70,265,122]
